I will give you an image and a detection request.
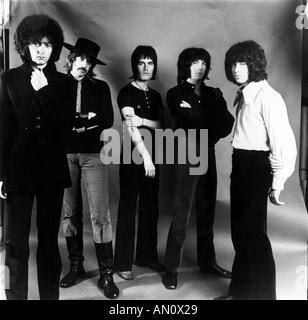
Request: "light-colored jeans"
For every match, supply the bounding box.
[62,153,112,243]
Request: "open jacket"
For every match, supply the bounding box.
[65,75,114,153]
[0,63,75,192]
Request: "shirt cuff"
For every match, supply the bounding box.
[272,175,285,191]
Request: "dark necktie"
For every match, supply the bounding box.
[233,87,244,117]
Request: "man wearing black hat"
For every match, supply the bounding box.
[59,38,119,299]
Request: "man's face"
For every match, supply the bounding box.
[28,37,52,68]
[189,59,206,82]
[137,57,154,81]
[71,55,92,79]
[232,62,249,85]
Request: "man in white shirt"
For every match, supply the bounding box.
[215,40,297,300]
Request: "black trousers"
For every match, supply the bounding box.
[165,148,217,272]
[114,162,159,271]
[5,184,64,300]
[228,149,276,300]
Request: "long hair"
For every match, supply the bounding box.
[225,40,267,84]
[65,49,96,79]
[130,45,157,80]
[14,14,64,65]
[177,47,211,84]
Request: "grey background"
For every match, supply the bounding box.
[2,0,308,300]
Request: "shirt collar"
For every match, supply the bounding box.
[242,80,267,104]
[181,80,205,91]
[23,62,56,75]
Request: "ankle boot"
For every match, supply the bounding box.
[95,242,119,299]
[60,236,85,288]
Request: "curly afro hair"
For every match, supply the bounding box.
[225,40,267,84]
[14,14,64,64]
[177,47,211,84]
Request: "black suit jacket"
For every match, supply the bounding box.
[0,63,75,192]
[65,75,114,153]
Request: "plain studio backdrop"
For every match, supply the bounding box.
[1,0,307,300]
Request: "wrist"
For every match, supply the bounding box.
[143,151,151,161]
[142,118,145,126]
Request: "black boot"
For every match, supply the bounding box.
[60,263,85,288]
[60,236,85,288]
[95,242,119,299]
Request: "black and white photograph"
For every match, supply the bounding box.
[0,0,307,305]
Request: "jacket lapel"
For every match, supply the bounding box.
[7,65,36,125]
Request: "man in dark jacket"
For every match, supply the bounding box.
[163,48,234,290]
[59,38,119,299]
[0,14,75,300]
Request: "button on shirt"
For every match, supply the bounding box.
[117,83,164,122]
[65,76,114,153]
[167,81,234,146]
[167,81,208,131]
[117,82,164,159]
[232,80,297,190]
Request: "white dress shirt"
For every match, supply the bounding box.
[232,80,297,191]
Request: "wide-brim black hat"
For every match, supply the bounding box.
[63,37,106,65]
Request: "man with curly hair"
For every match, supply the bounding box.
[215,40,297,300]
[0,14,74,300]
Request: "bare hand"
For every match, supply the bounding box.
[269,188,285,206]
[76,127,86,133]
[88,112,96,119]
[122,107,135,120]
[126,115,143,127]
[180,100,192,108]
[144,158,155,178]
[31,68,48,91]
[0,181,7,199]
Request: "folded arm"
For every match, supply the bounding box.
[73,83,114,133]
[167,90,203,129]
